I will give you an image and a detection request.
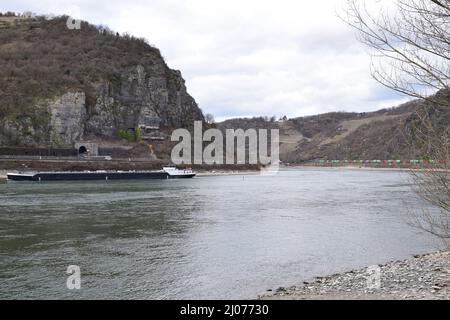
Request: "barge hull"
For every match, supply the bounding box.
[7,171,195,181]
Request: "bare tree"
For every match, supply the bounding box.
[343,0,449,104]
[343,0,450,239]
[406,91,450,239]
[205,113,215,124]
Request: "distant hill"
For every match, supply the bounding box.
[217,91,450,162]
[0,13,204,148]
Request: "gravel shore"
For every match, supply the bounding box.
[261,251,450,300]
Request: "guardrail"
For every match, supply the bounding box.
[0,155,79,160]
[0,155,157,162]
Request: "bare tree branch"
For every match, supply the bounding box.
[342,0,450,240]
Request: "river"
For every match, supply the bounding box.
[0,169,440,299]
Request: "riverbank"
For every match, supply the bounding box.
[283,165,450,174]
[261,250,450,300]
[284,165,418,172]
[0,159,261,173]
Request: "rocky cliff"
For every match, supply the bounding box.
[0,14,204,148]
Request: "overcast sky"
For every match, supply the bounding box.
[3,0,409,121]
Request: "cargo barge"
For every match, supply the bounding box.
[7,166,195,181]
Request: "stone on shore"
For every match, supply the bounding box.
[261,251,450,300]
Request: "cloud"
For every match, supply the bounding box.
[3,0,408,120]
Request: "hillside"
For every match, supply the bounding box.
[0,13,204,149]
[1,13,448,164]
[218,92,450,163]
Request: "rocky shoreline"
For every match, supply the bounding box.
[261,250,450,300]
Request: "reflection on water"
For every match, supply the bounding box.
[0,169,440,299]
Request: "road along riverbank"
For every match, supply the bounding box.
[0,159,261,173]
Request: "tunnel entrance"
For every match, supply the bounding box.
[78,146,88,155]
[75,142,98,156]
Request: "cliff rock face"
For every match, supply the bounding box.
[82,65,203,141]
[0,15,204,148]
[34,63,202,147]
[50,92,86,145]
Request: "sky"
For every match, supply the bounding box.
[2,0,410,121]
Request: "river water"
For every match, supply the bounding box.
[0,169,441,299]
